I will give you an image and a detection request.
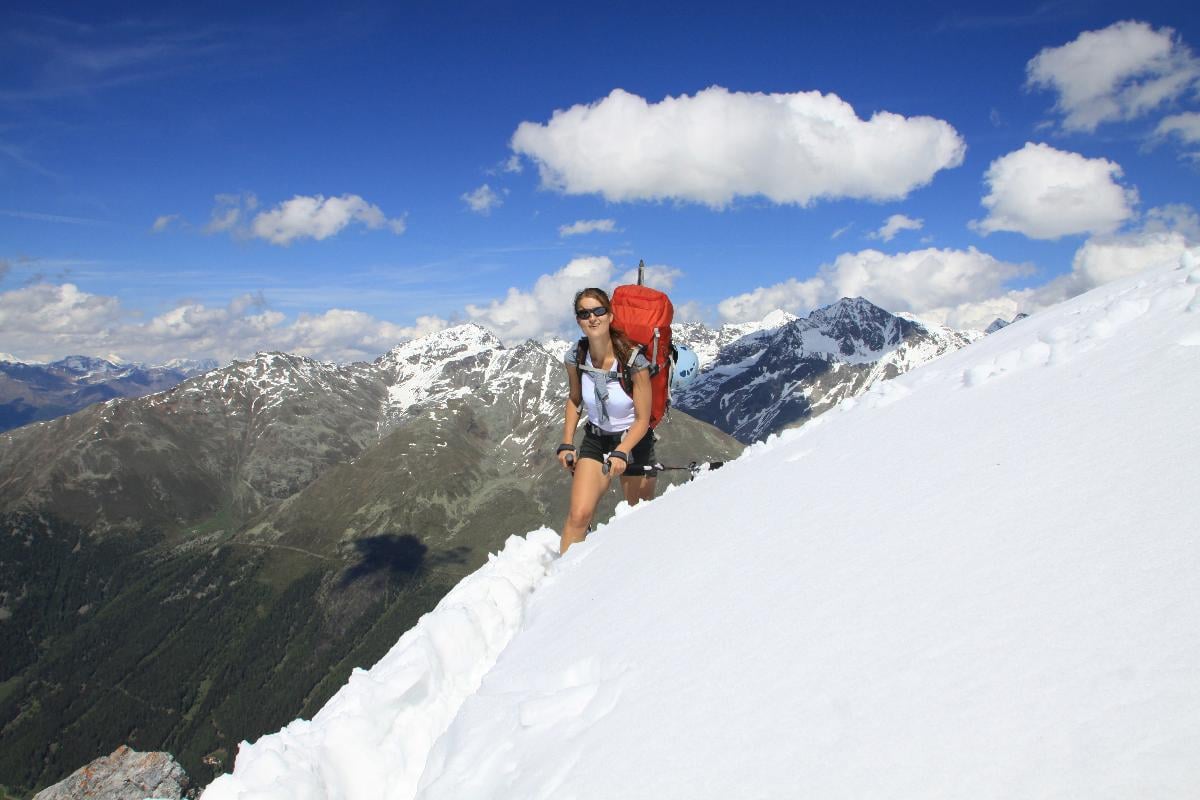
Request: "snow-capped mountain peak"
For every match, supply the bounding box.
[676,297,978,443]
[757,308,798,329]
[380,323,503,368]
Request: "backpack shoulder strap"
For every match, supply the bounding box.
[618,344,645,395]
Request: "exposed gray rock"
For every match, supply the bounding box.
[32,745,189,799]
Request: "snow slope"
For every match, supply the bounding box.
[202,257,1200,800]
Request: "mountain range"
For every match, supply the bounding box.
[0,356,218,433]
[0,326,738,797]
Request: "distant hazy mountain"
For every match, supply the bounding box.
[674,298,980,443]
[985,312,1030,334]
[0,356,219,433]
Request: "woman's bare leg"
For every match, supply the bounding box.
[621,474,657,506]
[561,458,610,554]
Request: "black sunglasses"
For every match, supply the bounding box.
[575,306,609,320]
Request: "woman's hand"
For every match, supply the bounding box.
[556,444,576,472]
[606,450,628,478]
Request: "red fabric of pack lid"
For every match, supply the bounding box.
[611,284,674,428]
[611,285,673,345]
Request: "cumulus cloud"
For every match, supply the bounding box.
[717,277,827,323]
[559,218,617,237]
[870,214,924,242]
[973,143,1137,240]
[203,193,405,244]
[462,184,503,215]
[617,264,682,290]
[252,194,406,245]
[461,257,684,343]
[1068,225,1194,291]
[717,247,1030,323]
[917,206,1197,329]
[0,282,123,335]
[465,256,615,342]
[511,86,965,208]
[1027,20,1200,132]
[0,283,446,364]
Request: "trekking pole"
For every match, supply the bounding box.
[637,259,645,286]
[624,461,725,477]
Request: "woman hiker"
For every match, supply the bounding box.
[556,287,657,554]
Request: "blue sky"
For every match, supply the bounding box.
[1,0,1197,363]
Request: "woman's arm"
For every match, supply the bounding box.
[559,365,584,469]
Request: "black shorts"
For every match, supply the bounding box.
[579,423,656,474]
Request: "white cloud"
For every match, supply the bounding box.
[824,248,1031,311]
[870,214,924,242]
[717,277,827,322]
[465,256,615,343]
[617,264,682,291]
[503,155,523,174]
[915,292,1037,332]
[1027,20,1200,132]
[918,205,1199,329]
[205,192,257,235]
[672,300,706,324]
[0,283,445,364]
[0,282,123,335]
[252,194,406,245]
[463,257,684,344]
[152,214,180,233]
[1155,111,1200,155]
[559,218,617,237]
[973,143,1137,240]
[1069,228,1194,290]
[462,184,503,215]
[717,247,1031,324]
[203,193,405,245]
[831,223,853,240]
[511,86,965,208]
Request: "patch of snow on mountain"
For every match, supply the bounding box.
[677,310,798,370]
[200,257,1200,800]
[381,324,503,414]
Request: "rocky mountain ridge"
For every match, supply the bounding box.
[674,297,981,442]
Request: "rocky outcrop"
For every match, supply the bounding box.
[32,746,189,800]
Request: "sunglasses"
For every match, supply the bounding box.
[575,306,609,320]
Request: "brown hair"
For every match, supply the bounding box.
[574,287,636,366]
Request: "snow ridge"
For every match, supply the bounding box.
[201,530,560,800]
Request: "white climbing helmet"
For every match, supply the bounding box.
[672,344,700,388]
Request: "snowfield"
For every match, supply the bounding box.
[202,256,1200,800]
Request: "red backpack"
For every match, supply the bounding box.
[577,282,675,429]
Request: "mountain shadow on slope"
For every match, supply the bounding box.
[339,534,427,587]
